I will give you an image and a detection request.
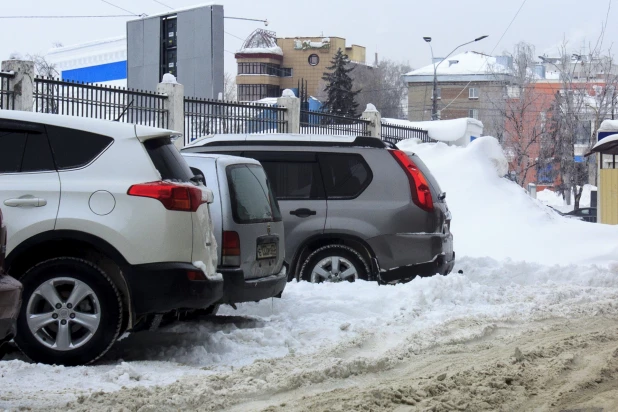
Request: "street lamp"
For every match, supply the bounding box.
[424,35,489,120]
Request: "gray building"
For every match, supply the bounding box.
[127,4,224,99]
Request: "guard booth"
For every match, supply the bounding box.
[589,120,618,224]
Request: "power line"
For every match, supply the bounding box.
[225,31,246,42]
[100,0,140,16]
[152,0,174,10]
[441,0,528,112]
[0,14,134,19]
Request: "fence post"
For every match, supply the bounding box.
[1,60,34,112]
[157,74,185,149]
[362,103,381,139]
[277,89,300,134]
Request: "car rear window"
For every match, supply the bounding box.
[46,125,113,170]
[226,164,282,224]
[144,137,194,182]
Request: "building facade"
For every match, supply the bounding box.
[235,33,365,102]
[403,51,512,137]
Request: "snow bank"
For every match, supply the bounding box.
[537,185,596,213]
[403,137,617,265]
[384,117,483,145]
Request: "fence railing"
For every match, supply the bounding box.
[300,110,371,136]
[381,122,432,145]
[184,97,288,145]
[33,77,169,128]
[0,72,14,110]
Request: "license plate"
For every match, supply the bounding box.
[257,242,277,259]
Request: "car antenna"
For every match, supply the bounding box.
[115,99,135,122]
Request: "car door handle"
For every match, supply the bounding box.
[290,208,316,218]
[4,197,47,207]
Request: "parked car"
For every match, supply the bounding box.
[0,208,23,360]
[183,134,454,284]
[564,207,597,223]
[0,110,222,365]
[182,153,287,311]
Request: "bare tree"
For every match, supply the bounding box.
[486,42,555,187]
[546,41,618,208]
[223,72,237,101]
[350,59,412,119]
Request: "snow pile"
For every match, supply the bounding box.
[384,117,483,144]
[537,184,596,213]
[161,73,178,84]
[399,136,618,265]
[237,46,283,56]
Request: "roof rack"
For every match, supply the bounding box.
[188,135,388,150]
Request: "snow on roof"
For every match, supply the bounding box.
[237,46,283,56]
[47,36,126,55]
[382,117,483,142]
[405,51,510,76]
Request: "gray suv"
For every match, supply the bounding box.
[183,135,454,283]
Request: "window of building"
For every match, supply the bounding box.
[238,62,288,77]
[308,54,320,66]
[469,87,479,99]
[468,109,479,120]
[280,68,293,77]
[238,84,281,102]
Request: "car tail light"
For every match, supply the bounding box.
[127,181,207,212]
[222,231,240,266]
[389,150,434,212]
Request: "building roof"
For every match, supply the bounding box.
[406,51,510,76]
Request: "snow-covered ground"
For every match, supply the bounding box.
[536,184,596,213]
[3,137,618,411]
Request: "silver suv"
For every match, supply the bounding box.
[183,134,455,283]
[182,153,287,309]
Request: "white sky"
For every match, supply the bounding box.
[1,0,615,76]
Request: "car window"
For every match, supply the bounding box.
[227,164,282,224]
[0,129,27,173]
[579,209,590,215]
[261,161,324,200]
[22,133,55,172]
[46,125,113,170]
[318,153,372,199]
[144,137,194,182]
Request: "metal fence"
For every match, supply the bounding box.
[184,97,288,145]
[300,110,371,136]
[0,72,14,110]
[381,122,431,145]
[33,77,168,128]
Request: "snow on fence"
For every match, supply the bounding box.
[33,77,169,129]
[381,122,431,145]
[184,97,288,144]
[0,72,14,110]
[300,109,371,136]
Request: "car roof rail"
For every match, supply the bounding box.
[189,135,389,149]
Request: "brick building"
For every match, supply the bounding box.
[235,31,365,101]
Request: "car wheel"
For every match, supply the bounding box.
[15,257,122,366]
[300,245,369,283]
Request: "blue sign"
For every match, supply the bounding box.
[62,60,127,83]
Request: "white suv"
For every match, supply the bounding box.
[0,110,221,366]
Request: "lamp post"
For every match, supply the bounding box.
[423,35,488,120]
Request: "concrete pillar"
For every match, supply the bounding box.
[1,60,34,112]
[157,74,185,149]
[362,103,381,139]
[277,89,300,134]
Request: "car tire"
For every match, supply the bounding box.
[15,257,122,366]
[300,245,369,283]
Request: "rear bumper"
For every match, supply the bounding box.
[379,252,455,283]
[125,262,224,316]
[218,266,287,304]
[367,232,455,282]
[0,274,22,342]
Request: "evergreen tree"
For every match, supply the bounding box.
[321,48,361,117]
